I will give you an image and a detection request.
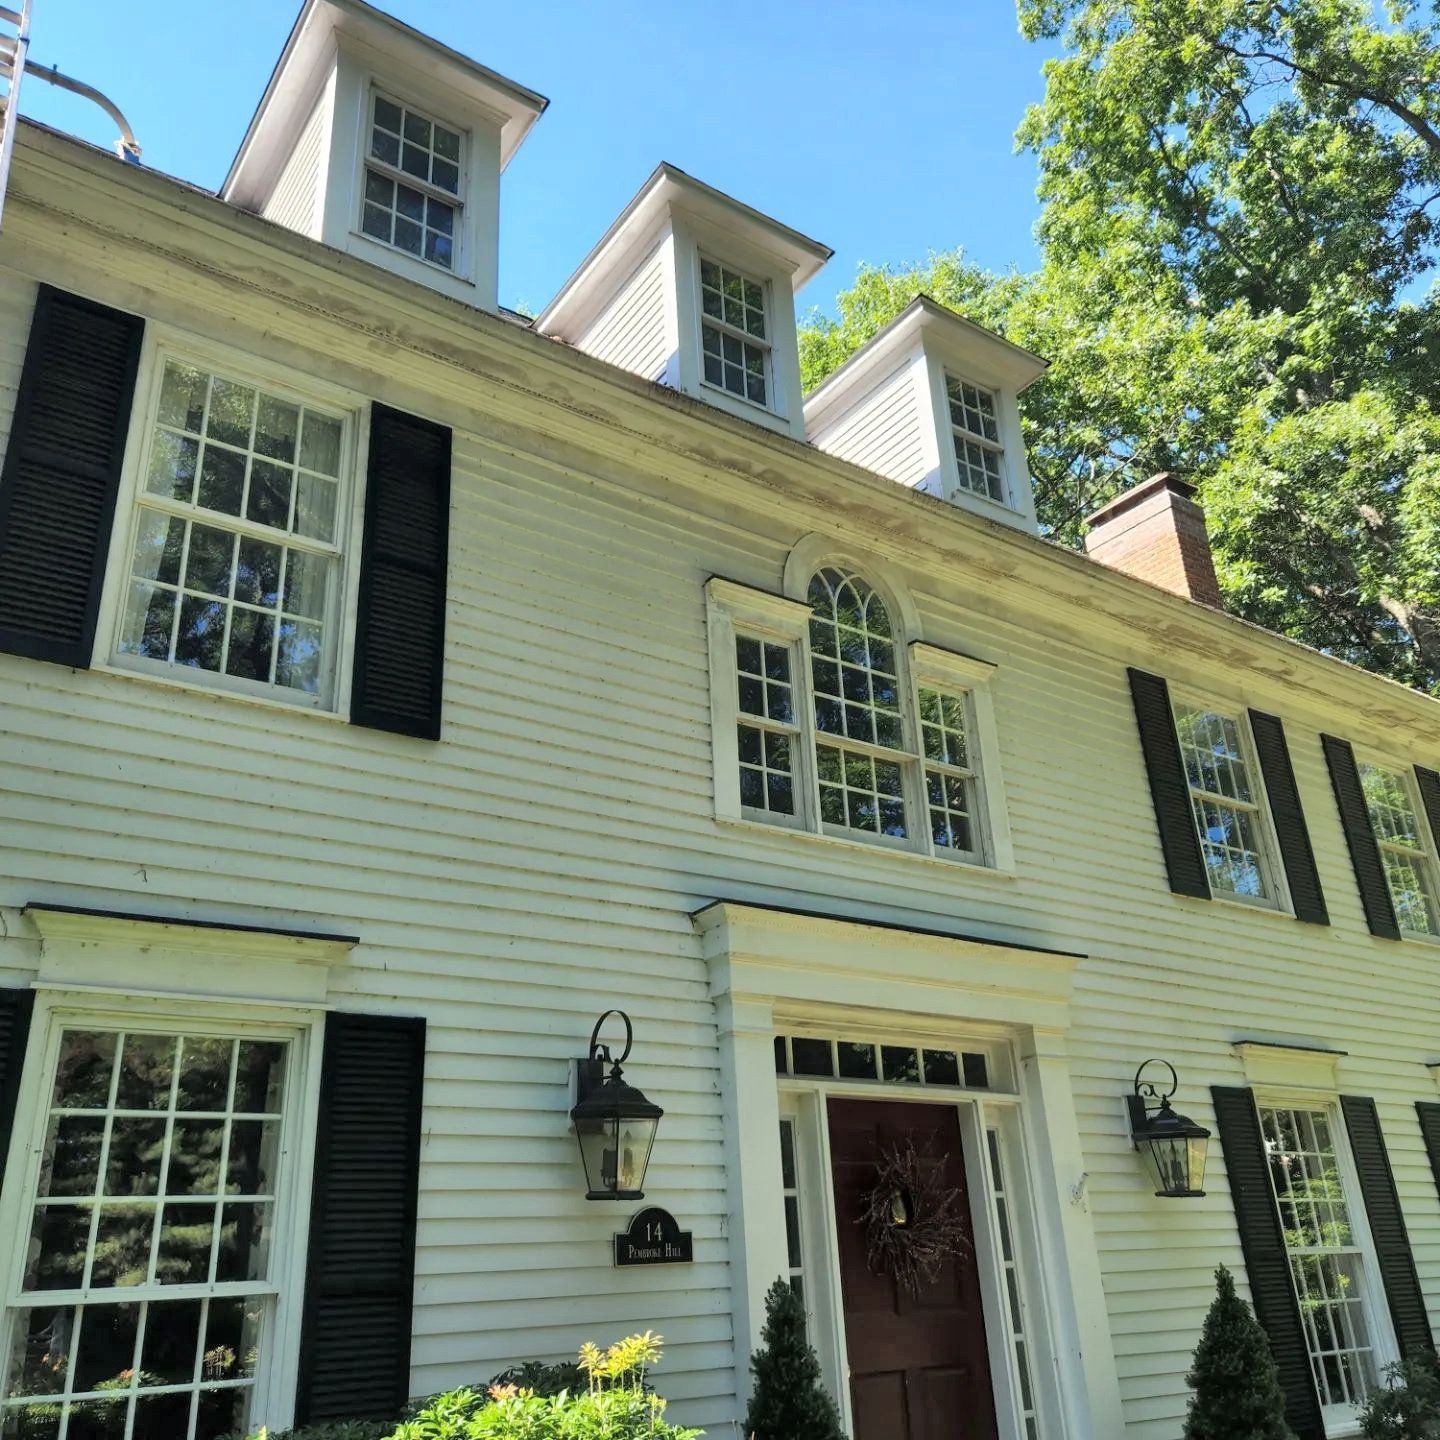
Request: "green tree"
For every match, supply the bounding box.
[1184,1265,1295,1440]
[744,1279,846,1440]
[800,0,1440,692]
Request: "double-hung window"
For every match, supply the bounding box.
[707,569,1011,868]
[112,355,352,709]
[1258,1103,1383,1424]
[946,375,1006,504]
[699,258,770,408]
[2,1025,295,1440]
[361,93,463,271]
[1358,762,1440,936]
[1172,702,1277,904]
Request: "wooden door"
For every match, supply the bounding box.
[827,1097,998,1440]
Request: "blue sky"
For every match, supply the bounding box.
[19,1,1057,318]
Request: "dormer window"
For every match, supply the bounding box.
[946,376,1006,504]
[700,258,770,408]
[361,93,463,271]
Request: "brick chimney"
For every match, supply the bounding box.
[1083,472,1222,608]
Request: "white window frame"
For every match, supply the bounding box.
[93,332,369,718]
[944,371,1009,507]
[1170,695,1290,913]
[696,253,773,414]
[1356,756,1440,940]
[705,577,1014,872]
[1253,1091,1399,1435]
[0,992,325,1439]
[357,87,467,276]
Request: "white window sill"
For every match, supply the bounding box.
[716,813,1016,879]
[90,658,349,724]
[1208,890,1291,921]
[348,229,476,288]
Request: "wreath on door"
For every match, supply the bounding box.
[857,1139,970,1295]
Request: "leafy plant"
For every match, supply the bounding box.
[744,1279,845,1440]
[1360,1354,1440,1438]
[229,1420,396,1440]
[1183,1265,1294,1440]
[487,1361,586,1400]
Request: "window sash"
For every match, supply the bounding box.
[363,154,464,211]
[1359,763,1440,935]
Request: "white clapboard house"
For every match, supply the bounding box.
[2,4,1440,1439]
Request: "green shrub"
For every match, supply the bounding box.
[231,1420,396,1440]
[487,1360,586,1400]
[1360,1355,1440,1438]
[744,1278,845,1440]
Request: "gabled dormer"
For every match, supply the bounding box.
[536,164,832,440]
[803,296,1048,532]
[221,0,546,312]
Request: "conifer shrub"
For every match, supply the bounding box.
[1360,1354,1440,1438]
[1183,1265,1295,1440]
[744,1278,846,1440]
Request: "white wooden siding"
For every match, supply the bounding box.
[575,246,670,382]
[4,137,1440,1436]
[261,84,331,239]
[809,361,930,490]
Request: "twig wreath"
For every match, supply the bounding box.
[857,1139,971,1295]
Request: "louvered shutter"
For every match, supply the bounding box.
[350,404,451,739]
[1341,1096,1432,1356]
[1248,709,1328,925]
[0,988,35,1185]
[1211,1086,1325,1440]
[1321,735,1401,939]
[296,1012,426,1424]
[1415,767,1440,858]
[0,285,143,666]
[1127,668,1210,898]
[1415,1101,1440,1207]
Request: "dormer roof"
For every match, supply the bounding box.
[222,0,547,211]
[536,162,832,339]
[803,295,1047,435]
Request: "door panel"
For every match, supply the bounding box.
[827,1097,998,1440]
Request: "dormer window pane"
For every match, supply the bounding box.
[700,258,771,407]
[946,375,1007,504]
[364,93,462,272]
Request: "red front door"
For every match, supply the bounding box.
[827,1097,998,1440]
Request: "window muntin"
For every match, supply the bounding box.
[1259,1105,1379,1418]
[699,259,770,407]
[2,1028,290,1440]
[945,376,1006,504]
[115,358,348,706]
[362,93,462,271]
[1173,703,1275,902]
[920,688,978,855]
[987,1128,1039,1440]
[735,634,798,819]
[1359,763,1440,936]
[778,1120,805,1310]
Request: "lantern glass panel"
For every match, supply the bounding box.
[1141,1132,1207,1196]
[575,1113,658,1200]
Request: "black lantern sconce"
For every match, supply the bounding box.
[571,1010,664,1201]
[1126,1059,1210,1198]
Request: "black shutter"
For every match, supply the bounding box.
[296,1011,425,1424]
[0,988,35,1186]
[1415,767,1440,858]
[350,404,451,739]
[1248,710,1328,925]
[0,285,143,667]
[1127,668,1210,899]
[1211,1086,1325,1440]
[1322,734,1401,939]
[1341,1095,1433,1357]
[1415,1101,1440,1208]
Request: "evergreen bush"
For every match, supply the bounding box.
[1360,1354,1440,1438]
[744,1279,846,1440]
[1183,1265,1295,1440]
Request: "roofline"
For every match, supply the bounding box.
[221,0,549,196]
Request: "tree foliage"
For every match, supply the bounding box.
[744,1279,846,1440]
[799,0,1440,692]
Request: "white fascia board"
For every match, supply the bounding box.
[537,162,832,339]
[223,0,546,209]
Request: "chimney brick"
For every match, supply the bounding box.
[1083,472,1222,608]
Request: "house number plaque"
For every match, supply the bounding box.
[614,1207,693,1266]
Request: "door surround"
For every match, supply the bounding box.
[694,899,1124,1440]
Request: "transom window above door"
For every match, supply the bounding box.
[1,1027,293,1440]
[699,258,770,408]
[361,93,463,271]
[707,569,1013,870]
[110,356,352,708]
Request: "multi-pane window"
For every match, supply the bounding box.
[987,1129,1038,1440]
[919,689,979,857]
[735,635,797,818]
[2,1028,290,1440]
[1359,763,1440,936]
[699,259,769,407]
[774,1033,990,1090]
[116,359,347,705]
[946,376,1006,503]
[361,94,462,270]
[1173,703,1274,902]
[1259,1105,1380,1417]
[778,1121,805,1311]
